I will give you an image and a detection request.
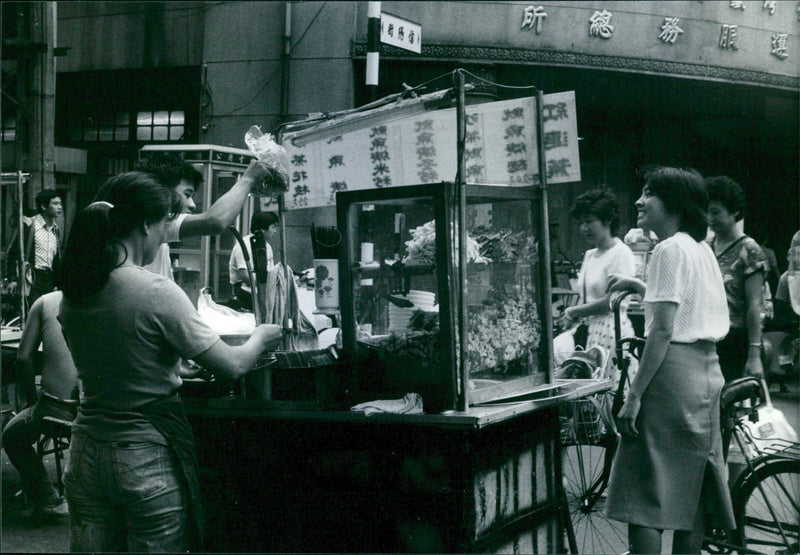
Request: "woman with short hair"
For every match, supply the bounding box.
[562,189,638,387]
[606,166,735,554]
[706,175,767,383]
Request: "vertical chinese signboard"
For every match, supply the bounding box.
[283,92,580,209]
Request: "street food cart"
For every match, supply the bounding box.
[181,71,607,552]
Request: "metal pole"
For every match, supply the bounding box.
[456,70,468,412]
[535,90,555,384]
[17,171,28,325]
[279,2,292,125]
[366,1,381,102]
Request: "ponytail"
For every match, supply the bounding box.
[60,202,119,302]
[60,171,180,302]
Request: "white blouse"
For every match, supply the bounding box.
[644,232,730,343]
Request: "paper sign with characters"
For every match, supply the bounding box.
[282,92,580,209]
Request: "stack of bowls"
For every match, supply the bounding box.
[388,290,436,333]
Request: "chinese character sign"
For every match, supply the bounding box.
[282,93,581,209]
[380,12,422,53]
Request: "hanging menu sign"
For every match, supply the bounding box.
[283,92,580,209]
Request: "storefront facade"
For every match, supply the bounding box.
[5,1,796,271]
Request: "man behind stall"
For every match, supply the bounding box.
[229,211,280,310]
[132,153,280,279]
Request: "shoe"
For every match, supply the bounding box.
[41,498,69,519]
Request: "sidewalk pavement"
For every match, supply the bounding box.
[2,379,798,553]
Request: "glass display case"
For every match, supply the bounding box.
[338,183,554,413]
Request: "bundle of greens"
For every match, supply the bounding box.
[466,289,541,375]
[471,226,537,262]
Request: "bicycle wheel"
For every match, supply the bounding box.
[562,441,629,554]
[733,458,799,554]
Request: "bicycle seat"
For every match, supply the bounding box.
[720,377,763,411]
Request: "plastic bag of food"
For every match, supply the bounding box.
[197,288,256,335]
[244,125,290,195]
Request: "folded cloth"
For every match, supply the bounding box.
[350,393,424,417]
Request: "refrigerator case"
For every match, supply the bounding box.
[337,183,553,413]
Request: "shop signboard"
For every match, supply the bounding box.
[282,92,580,210]
[380,12,421,53]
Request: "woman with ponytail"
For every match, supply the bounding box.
[59,172,282,552]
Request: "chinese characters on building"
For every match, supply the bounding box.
[589,10,614,39]
[771,32,788,59]
[720,24,739,50]
[516,4,788,60]
[380,12,421,54]
[659,17,684,44]
[521,5,547,34]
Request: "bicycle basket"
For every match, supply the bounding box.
[560,396,606,445]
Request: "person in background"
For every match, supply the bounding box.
[58,172,282,552]
[2,290,78,522]
[775,229,800,310]
[605,166,734,554]
[706,176,767,382]
[21,190,63,307]
[132,153,280,280]
[561,189,638,387]
[228,211,279,310]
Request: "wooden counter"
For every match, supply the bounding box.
[184,379,607,553]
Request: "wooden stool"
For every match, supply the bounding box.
[36,416,72,497]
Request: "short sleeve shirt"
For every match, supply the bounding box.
[229,234,274,291]
[710,235,767,328]
[143,214,188,279]
[32,214,59,270]
[577,239,636,303]
[60,265,219,444]
[644,232,729,342]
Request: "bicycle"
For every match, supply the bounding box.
[560,291,642,554]
[561,291,799,555]
[704,376,799,555]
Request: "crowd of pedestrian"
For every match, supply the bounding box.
[2,156,797,553]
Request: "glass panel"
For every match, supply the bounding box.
[137,127,151,141]
[169,126,184,140]
[170,111,185,124]
[3,129,16,141]
[153,126,168,141]
[153,111,169,125]
[465,194,544,400]
[137,111,152,125]
[114,127,129,141]
[116,112,130,125]
[351,198,438,343]
[83,128,97,141]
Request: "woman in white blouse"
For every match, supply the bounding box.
[604,166,735,554]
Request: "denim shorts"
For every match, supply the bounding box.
[64,433,189,552]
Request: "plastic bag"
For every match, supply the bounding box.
[245,126,290,195]
[197,288,256,335]
[741,403,798,459]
